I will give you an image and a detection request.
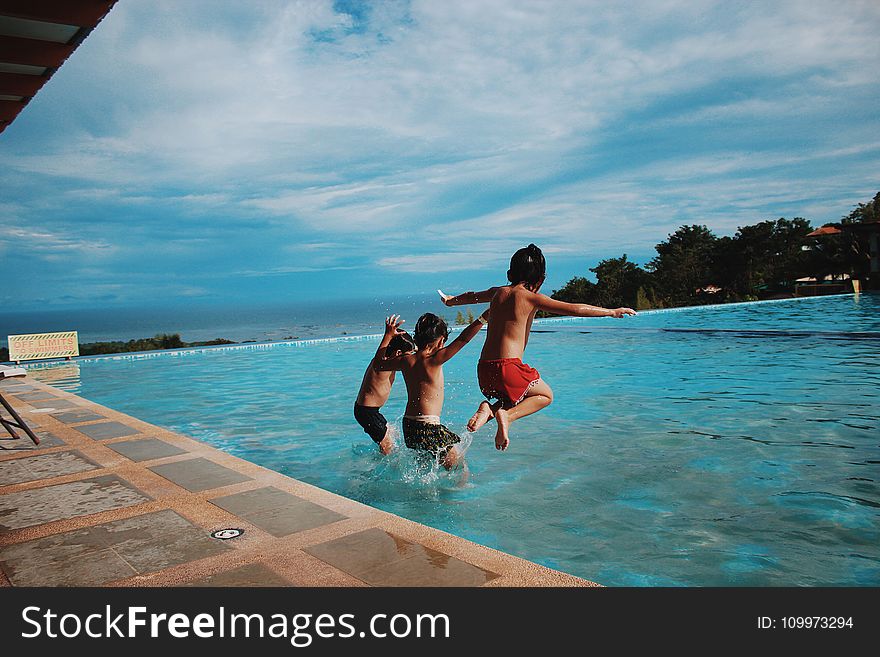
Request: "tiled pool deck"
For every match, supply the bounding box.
[0,376,597,587]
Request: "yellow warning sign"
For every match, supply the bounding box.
[8,331,79,363]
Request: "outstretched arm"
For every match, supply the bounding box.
[374,353,408,372]
[372,315,407,371]
[438,288,498,307]
[534,294,636,318]
[434,308,490,364]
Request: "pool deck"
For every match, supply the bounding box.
[0,376,597,587]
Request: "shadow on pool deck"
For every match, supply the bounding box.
[0,376,597,587]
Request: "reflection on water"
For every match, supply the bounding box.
[27,362,81,390]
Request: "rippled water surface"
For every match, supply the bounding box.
[31,294,880,585]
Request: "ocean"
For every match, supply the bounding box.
[0,294,453,348]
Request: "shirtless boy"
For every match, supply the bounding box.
[439,244,636,451]
[354,318,416,454]
[375,310,488,469]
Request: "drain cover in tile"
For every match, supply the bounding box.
[211,528,244,540]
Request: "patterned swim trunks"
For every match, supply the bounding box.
[401,416,460,458]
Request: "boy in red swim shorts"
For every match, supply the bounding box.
[439,244,636,451]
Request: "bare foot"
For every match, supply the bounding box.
[494,407,510,451]
[442,445,463,470]
[467,401,494,432]
[378,430,394,455]
[455,460,470,485]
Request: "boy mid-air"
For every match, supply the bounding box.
[439,243,636,452]
[354,318,417,454]
[375,310,488,469]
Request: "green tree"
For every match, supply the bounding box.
[156,333,185,349]
[838,191,879,280]
[590,254,653,308]
[648,225,718,305]
[635,286,656,310]
[455,310,466,325]
[709,235,740,299]
[550,256,655,309]
[843,191,880,224]
[551,276,598,305]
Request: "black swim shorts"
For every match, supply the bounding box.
[401,417,460,458]
[354,403,388,443]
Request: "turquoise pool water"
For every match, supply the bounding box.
[30,294,880,586]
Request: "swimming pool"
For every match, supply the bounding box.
[30,294,880,586]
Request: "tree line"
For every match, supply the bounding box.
[551,191,878,310]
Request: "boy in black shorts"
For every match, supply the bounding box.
[374,310,488,469]
[354,315,416,454]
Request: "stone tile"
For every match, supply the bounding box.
[107,438,188,462]
[0,430,65,451]
[305,528,428,576]
[51,409,106,424]
[16,414,41,428]
[184,563,291,587]
[28,429,62,446]
[34,430,65,446]
[12,392,57,402]
[75,421,140,440]
[0,460,29,485]
[305,528,499,586]
[211,487,346,537]
[0,450,99,485]
[0,475,150,531]
[244,504,345,537]
[210,486,304,516]
[0,510,226,585]
[3,548,136,586]
[0,381,35,390]
[149,458,251,492]
[359,550,499,587]
[28,399,77,410]
[108,510,230,573]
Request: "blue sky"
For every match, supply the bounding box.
[1,0,879,310]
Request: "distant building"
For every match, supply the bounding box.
[806,220,880,290]
[794,273,852,297]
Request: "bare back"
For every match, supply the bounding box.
[374,313,487,417]
[356,366,395,407]
[480,285,538,360]
[400,351,445,417]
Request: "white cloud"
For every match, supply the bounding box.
[1,0,878,303]
[12,0,874,186]
[233,264,360,277]
[0,226,114,256]
[378,252,503,273]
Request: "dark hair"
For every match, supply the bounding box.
[413,313,449,348]
[507,243,546,287]
[388,331,416,354]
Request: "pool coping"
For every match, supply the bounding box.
[0,376,597,587]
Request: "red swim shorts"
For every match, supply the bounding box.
[477,358,541,406]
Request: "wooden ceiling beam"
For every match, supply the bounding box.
[0,71,47,96]
[0,34,75,68]
[0,0,116,28]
